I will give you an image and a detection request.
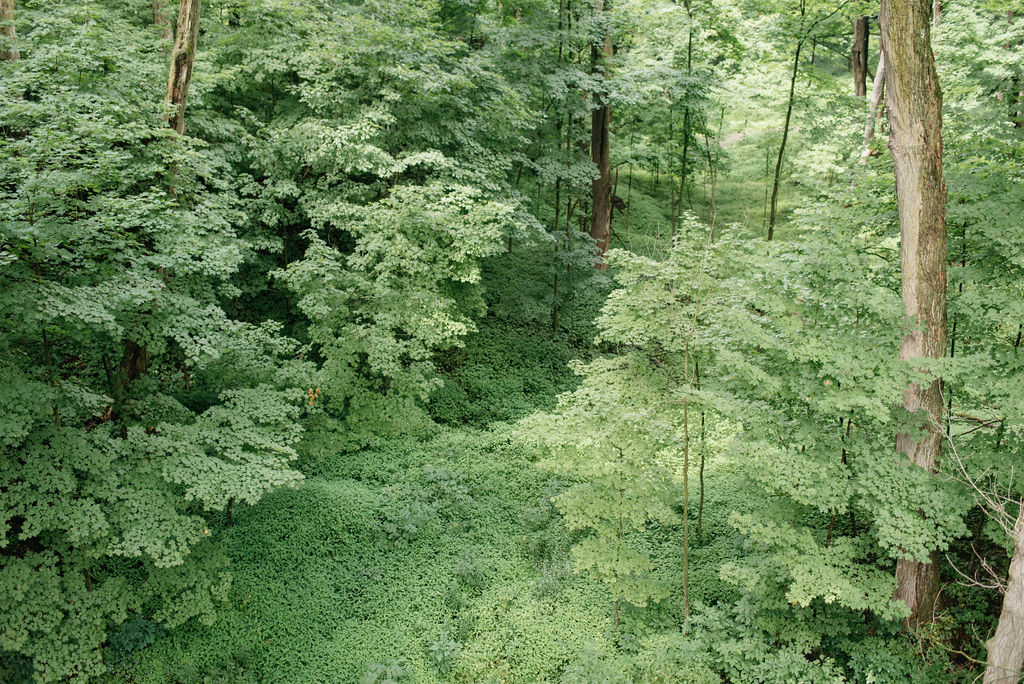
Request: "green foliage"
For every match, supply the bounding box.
[3,0,1022,682]
[559,643,630,684]
[0,2,310,679]
[122,428,620,683]
[521,357,683,611]
[279,184,515,414]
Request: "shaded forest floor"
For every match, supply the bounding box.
[109,111,806,684]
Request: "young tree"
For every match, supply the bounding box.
[860,46,886,162]
[766,0,852,239]
[165,0,201,134]
[590,0,613,265]
[522,358,679,628]
[880,0,947,626]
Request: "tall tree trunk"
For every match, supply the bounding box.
[153,0,173,40]
[122,0,201,396]
[984,509,1024,684]
[674,17,693,234]
[589,0,612,267]
[768,39,802,241]
[933,0,941,28]
[165,0,201,135]
[860,48,887,163]
[1,0,18,61]
[853,17,869,97]
[881,0,948,628]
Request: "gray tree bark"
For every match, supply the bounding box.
[984,509,1024,684]
[881,0,948,628]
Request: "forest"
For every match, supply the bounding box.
[1,0,1023,681]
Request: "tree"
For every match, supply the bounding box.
[853,16,868,96]
[153,0,172,40]
[860,46,886,162]
[984,508,1024,684]
[522,356,679,627]
[880,0,947,626]
[0,5,308,679]
[766,0,853,240]
[590,0,613,265]
[0,0,16,61]
[165,0,201,135]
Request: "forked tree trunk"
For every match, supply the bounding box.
[881,0,948,627]
[153,0,172,40]
[165,0,201,134]
[1,0,18,61]
[853,17,869,97]
[984,508,1024,684]
[589,0,612,267]
[860,48,887,163]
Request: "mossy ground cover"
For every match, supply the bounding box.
[110,421,756,683]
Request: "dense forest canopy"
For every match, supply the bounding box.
[1,0,1023,681]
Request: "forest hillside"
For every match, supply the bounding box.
[1,0,1023,682]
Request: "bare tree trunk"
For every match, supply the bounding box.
[861,48,887,163]
[853,17,869,97]
[589,0,612,267]
[768,39,802,241]
[682,391,691,620]
[674,16,694,234]
[881,0,948,628]
[933,0,941,28]
[153,0,172,40]
[165,0,201,135]
[984,509,1024,684]
[1,0,18,61]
